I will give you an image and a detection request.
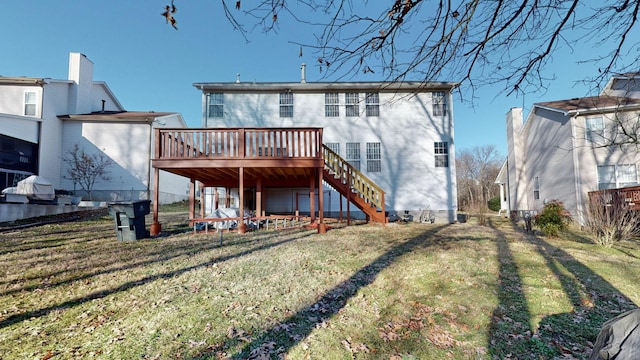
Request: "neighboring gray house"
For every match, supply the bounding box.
[0,52,188,203]
[192,66,459,222]
[496,73,640,223]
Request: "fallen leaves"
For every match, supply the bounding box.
[342,336,370,355]
[378,302,465,349]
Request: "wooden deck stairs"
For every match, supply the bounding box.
[322,145,386,224]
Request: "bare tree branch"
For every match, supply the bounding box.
[167,1,640,103]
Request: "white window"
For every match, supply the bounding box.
[533,176,540,200]
[366,142,381,172]
[586,117,604,144]
[434,142,449,167]
[345,93,359,117]
[325,93,339,117]
[598,164,638,190]
[346,142,360,171]
[207,93,224,118]
[326,142,340,155]
[24,91,36,116]
[365,92,379,117]
[433,91,446,116]
[279,92,293,118]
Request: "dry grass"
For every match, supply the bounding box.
[0,207,639,359]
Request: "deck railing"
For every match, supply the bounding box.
[322,145,385,210]
[588,186,640,210]
[155,128,323,160]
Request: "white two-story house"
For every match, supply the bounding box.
[497,73,640,223]
[186,67,459,223]
[0,52,188,204]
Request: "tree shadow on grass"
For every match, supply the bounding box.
[485,218,535,358]
[486,218,637,359]
[217,225,448,360]
[527,231,637,358]
[0,229,315,330]
[0,220,293,294]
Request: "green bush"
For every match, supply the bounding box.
[487,196,501,212]
[533,200,572,236]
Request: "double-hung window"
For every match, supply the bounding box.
[432,91,446,116]
[345,93,359,117]
[207,93,224,118]
[325,93,339,117]
[346,142,361,171]
[366,142,381,172]
[598,164,638,190]
[434,142,449,167]
[533,176,540,200]
[24,91,36,116]
[326,142,340,155]
[279,92,293,118]
[586,117,605,144]
[365,92,380,117]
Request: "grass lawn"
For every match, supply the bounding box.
[0,206,638,359]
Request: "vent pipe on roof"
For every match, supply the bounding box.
[301,63,306,83]
[101,99,106,112]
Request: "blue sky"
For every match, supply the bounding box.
[2,1,638,157]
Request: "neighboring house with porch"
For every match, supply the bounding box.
[496,73,640,223]
[0,52,188,203]
[159,66,459,225]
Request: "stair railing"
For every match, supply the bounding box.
[322,145,385,211]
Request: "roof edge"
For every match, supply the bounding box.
[193,81,459,92]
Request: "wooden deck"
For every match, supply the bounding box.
[150,127,386,235]
[152,127,324,188]
[588,186,640,210]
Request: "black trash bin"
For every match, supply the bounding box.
[107,200,151,241]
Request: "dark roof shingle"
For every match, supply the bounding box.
[537,96,640,112]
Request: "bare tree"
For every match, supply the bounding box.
[187,1,640,97]
[456,145,502,211]
[64,144,113,201]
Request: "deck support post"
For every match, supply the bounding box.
[346,171,351,226]
[256,176,263,219]
[317,167,326,233]
[150,166,162,236]
[339,192,343,222]
[238,167,246,234]
[188,177,197,221]
[199,182,205,218]
[309,171,316,223]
